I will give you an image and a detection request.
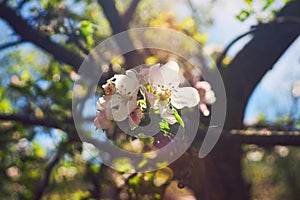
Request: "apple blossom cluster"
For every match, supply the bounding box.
[94,61,216,131]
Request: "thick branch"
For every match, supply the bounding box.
[221,0,300,129]
[230,129,300,146]
[97,0,145,68]
[0,5,84,71]
[122,0,140,27]
[0,114,72,130]
[97,0,126,34]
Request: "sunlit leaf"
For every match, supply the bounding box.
[236,10,251,21]
[173,109,184,128]
[153,167,174,187]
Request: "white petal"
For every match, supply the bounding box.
[149,64,163,87]
[195,81,212,91]
[96,96,111,110]
[159,61,180,89]
[156,101,176,125]
[149,61,180,90]
[105,107,114,120]
[126,69,138,81]
[114,73,139,96]
[160,107,176,125]
[111,102,129,121]
[110,97,137,122]
[145,91,158,107]
[160,61,179,74]
[110,94,122,107]
[171,87,200,109]
[203,90,216,104]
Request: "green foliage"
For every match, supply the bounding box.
[173,109,184,128]
[243,146,300,200]
[236,0,287,23]
[79,20,96,48]
[0,0,295,199]
[159,120,170,134]
[236,9,252,22]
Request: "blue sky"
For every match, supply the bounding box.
[167,0,300,124]
[190,0,300,124]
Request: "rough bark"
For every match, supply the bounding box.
[212,1,300,199]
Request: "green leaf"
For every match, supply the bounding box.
[263,0,275,11]
[173,109,184,128]
[80,20,95,47]
[236,10,251,22]
[245,0,253,6]
[138,99,147,109]
[32,142,47,159]
[90,164,100,174]
[0,99,12,113]
[138,133,154,144]
[159,120,170,134]
[129,175,141,188]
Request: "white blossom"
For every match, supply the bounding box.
[147,61,200,123]
[109,70,139,121]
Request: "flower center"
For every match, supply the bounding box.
[102,81,116,95]
[156,90,171,102]
[148,83,173,102]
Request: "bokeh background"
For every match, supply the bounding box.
[0,0,300,199]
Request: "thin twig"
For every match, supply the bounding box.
[34,140,70,200]
[217,16,300,69]
[0,39,23,51]
[216,29,257,68]
[15,0,28,10]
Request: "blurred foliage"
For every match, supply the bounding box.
[0,0,297,199]
[243,146,300,200]
[236,0,291,22]
[243,97,300,200]
[0,0,211,199]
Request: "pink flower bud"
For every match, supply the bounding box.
[94,110,113,130]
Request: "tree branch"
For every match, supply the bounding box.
[216,28,256,68]
[97,0,145,68]
[0,114,72,130]
[230,129,300,146]
[209,3,300,199]
[122,0,140,27]
[34,140,69,200]
[97,0,128,34]
[0,4,84,71]
[15,0,28,10]
[0,39,23,51]
[220,0,300,129]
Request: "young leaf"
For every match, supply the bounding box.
[173,109,184,128]
[159,120,170,134]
